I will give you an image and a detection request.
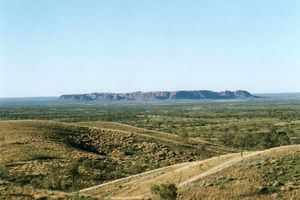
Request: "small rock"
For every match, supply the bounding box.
[270,159,279,164]
[278,171,285,176]
[273,181,284,187]
[218,185,224,189]
[205,182,214,187]
[217,176,226,180]
[280,186,286,191]
[271,193,279,199]
[257,186,269,194]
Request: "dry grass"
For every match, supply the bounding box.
[179,145,300,200]
[80,152,257,199]
[77,121,236,154]
[1,120,299,199]
[80,145,300,200]
[0,120,206,199]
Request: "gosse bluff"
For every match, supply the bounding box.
[59,90,258,102]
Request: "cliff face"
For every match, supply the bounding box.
[59,90,257,102]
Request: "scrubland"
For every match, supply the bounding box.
[0,99,299,199]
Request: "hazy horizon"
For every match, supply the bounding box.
[1,0,300,98]
[1,90,300,99]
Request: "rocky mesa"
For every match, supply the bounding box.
[59,90,258,102]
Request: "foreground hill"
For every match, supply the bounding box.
[179,145,300,200]
[1,120,298,199]
[80,145,300,200]
[0,120,226,199]
[59,90,257,102]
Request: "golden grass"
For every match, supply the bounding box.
[76,121,236,154]
[179,145,300,200]
[80,145,300,200]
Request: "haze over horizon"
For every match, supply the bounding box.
[1,0,300,98]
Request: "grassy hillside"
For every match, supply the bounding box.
[76,121,236,155]
[0,100,299,199]
[80,145,300,200]
[179,145,300,200]
[1,120,299,199]
[0,120,217,199]
[0,120,100,199]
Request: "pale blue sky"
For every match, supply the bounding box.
[0,0,300,97]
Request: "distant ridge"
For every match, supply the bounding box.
[59,90,258,102]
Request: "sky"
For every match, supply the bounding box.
[0,0,300,97]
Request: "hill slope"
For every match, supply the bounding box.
[80,145,300,200]
[59,90,257,102]
[0,120,223,199]
[76,121,236,155]
[1,120,298,199]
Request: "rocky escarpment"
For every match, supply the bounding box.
[59,90,258,102]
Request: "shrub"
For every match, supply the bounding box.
[0,164,7,178]
[151,183,178,200]
[27,153,57,161]
[221,130,291,150]
[43,175,64,190]
[178,131,189,144]
[259,131,291,149]
[69,159,80,185]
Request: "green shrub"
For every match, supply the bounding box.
[43,175,64,190]
[69,159,80,185]
[0,164,7,178]
[151,183,178,200]
[27,153,57,161]
[221,130,291,150]
[259,131,291,149]
[178,131,189,144]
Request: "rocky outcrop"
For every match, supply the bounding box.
[59,90,258,102]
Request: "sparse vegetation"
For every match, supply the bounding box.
[0,99,300,199]
[151,183,178,200]
[69,159,80,186]
[179,145,300,200]
[221,130,291,150]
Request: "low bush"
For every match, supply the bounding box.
[0,164,7,178]
[221,130,291,150]
[151,183,178,200]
